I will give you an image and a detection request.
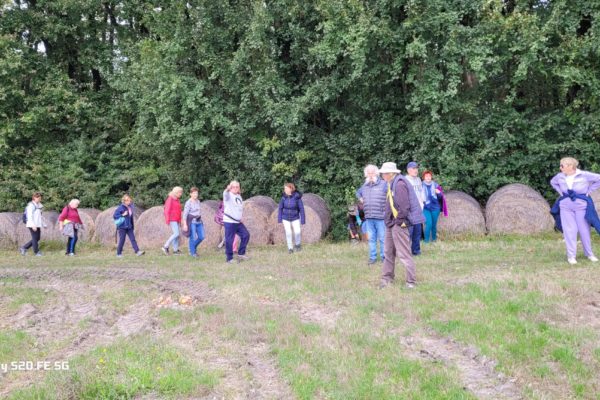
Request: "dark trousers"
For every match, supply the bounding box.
[224,222,250,261]
[66,229,78,254]
[117,228,140,255]
[23,228,41,254]
[408,223,422,255]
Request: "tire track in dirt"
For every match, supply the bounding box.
[1,267,293,399]
[397,332,522,400]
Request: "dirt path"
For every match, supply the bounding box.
[398,331,522,400]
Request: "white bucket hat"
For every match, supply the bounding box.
[378,162,401,174]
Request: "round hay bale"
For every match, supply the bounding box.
[485,183,554,234]
[95,206,145,247]
[243,196,277,246]
[135,206,188,250]
[268,193,331,245]
[0,212,20,249]
[269,205,329,245]
[15,210,61,244]
[437,191,486,238]
[53,208,100,242]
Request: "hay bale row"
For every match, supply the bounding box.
[269,193,331,245]
[485,183,554,234]
[437,191,486,238]
[243,196,278,246]
[95,206,145,247]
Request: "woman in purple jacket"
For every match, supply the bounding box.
[277,183,306,254]
[550,157,600,265]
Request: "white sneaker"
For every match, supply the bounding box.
[588,256,598,262]
[567,258,577,265]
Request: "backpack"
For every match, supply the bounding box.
[22,203,30,224]
[214,201,224,225]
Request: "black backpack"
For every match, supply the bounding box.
[22,203,29,224]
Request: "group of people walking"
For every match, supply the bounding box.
[17,156,600,289]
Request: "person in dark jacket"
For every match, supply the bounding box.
[277,183,306,253]
[58,199,83,256]
[113,194,144,257]
[347,203,365,243]
[357,164,387,264]
[378,162,417,289]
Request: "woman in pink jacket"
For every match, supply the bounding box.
[162,187,183,255]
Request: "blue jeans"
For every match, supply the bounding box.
[188,222,205,255]
[66,229,78,254]
[365,219,385,261]
[224,222,250,261]
[408,223,422,255]
[423,209,441,242]
[164,221,180,251]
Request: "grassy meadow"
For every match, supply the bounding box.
[0,233,599,399]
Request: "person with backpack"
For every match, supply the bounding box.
[162,186,183,255]
[19,192,46,256]
[277,183,306,254]
[378,162,424,289]
[405,161,425,255]
[58,199,83,256]
[181,187,204,258]
[421,170,448,243]
[113,194,144,258]
[223,180,250,263]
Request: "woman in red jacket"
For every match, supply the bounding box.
[58,199,83,256]
[162,186,183,255]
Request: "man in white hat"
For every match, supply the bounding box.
[378,162,417,289]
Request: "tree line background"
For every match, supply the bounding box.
[1,0,599,239]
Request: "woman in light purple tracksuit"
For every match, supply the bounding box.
[550,157,600,265]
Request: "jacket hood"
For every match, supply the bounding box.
[283,191,302,199]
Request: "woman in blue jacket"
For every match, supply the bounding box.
[113,194,145,257]
[277,183,306,254]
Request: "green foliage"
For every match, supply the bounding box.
[1,0,600,238]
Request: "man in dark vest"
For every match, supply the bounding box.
[378,162,418,289]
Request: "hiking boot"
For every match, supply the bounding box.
[288,249,294,254]
[237,254,250,261]
[294,245,302,252]
[161,246,169,255]
[378,280,391,290]
[136,251,145,256]
[19,247,26,256]
[367,259,377,266]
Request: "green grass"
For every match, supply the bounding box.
[1,234,600,399]
[6,338,219,400]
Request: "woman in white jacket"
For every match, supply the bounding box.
[19,192,46,256]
